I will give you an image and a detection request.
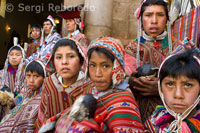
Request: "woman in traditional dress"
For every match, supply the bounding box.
[35,38,92,131]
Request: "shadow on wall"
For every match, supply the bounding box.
[0,16,10,69]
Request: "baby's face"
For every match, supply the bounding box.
[8,50,23,68]
[162,75,200,113]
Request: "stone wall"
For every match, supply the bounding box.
[63,0,141,45]
[112,0,141,45]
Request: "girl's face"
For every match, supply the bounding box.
[8,49,23,68]
[142,5,167,37]
[89,51,113,91]
[25,71,44,90]
[162,75,200,113]
[54,46,82,85]
[65,19,76,33]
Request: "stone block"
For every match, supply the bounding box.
[85,25,112,43]
[113,2,129,21]
[112,19,128,38]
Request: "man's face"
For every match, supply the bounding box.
[43,21,53,35]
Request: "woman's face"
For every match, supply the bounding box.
[142,5,167,37]
[54,46,82,85]
[89,51,113,91]
[25,71,44,90]
[65,19,76,33]
[162,75,200,113]
[8,49,23,68]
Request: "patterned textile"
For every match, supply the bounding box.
[39,89,144,133]
[26,40,40,57]
[125,35,180,123]
[35,73,93,131]
[67,89,144,132]
[0,45,26,95]
[88,37,126,89]
[0,95,41,132]
[172,6,200,48]
[145,105,200,132]
[26,30,61,65]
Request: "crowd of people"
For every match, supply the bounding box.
[0,0,199,132]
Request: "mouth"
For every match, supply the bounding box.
[94,81,105,87]
[61,68,70,73]
[172,103,186,109]
[149,27,159,33]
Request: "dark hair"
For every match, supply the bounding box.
[159,50,200,84]
[140,0,169,21]
[87,47,115,63]
[25,61,45,78]
[52,38,84,65]
[43,19,53,26]
[9,46,22,53]
[31,24,42,30]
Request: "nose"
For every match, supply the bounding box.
[62,57,68,64]
[95,67,103,77]
[29,76,34,83]
[151,15,158,24]
[174,85,184,99]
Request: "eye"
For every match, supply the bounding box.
[165,82,174,87]
[184,83,192,88]
[103,64,111,68]
[34,75,39,78]
[55,56,61,60]
[69,55,75,58]
[157,13,165,16]
[89,63,95,68]
[26,74,30,77]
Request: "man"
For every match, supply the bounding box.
[26,15,61,64]
[58,4,88,52]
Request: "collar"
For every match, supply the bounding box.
[58,71,84,86]
[68,30,80,37]
[143,31,167,42]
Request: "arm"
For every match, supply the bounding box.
[104,91,144,132]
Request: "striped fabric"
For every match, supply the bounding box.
[172,6,200,48]
[67,89,144,132]
[35,73,92,131]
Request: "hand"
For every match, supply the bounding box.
[129,71,159,96]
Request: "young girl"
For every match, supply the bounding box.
[0,60,46,132]
[36,38,92,131]
[145,50,200,132]
[0,45,26,97]
[40,37,144,132]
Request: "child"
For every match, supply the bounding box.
[40,37,144,132]
[36,38,93,131]
[145,50,200,132]
[0,45,26,97]
[0,60,46,132]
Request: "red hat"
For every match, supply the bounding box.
[57,4,84,20]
